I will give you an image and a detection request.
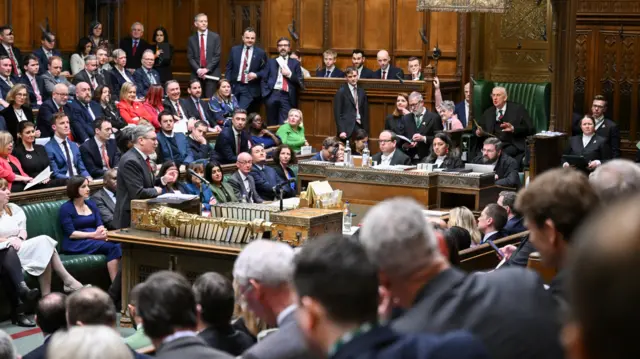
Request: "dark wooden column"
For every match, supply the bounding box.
[549,0,577,132]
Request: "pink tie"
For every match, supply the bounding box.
[30,77,42,104]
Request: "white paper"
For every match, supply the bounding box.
[173,119,188,133]
[276,57,290,72]
[395,134,413,143]
[204,75,221,81]
[35,137,50,146]
[24,167,52,190]
[300,146,312,155]
[157,193,198,200]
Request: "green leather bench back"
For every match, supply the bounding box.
[472,80,551,133]
[21,200,67,252]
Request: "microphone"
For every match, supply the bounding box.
[274,178,296,192]
[396,72,405,84]
[188,169,211,186]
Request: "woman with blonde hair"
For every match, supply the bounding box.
[0,131,32,192]
[276,108,308,153]
[1,84,35,141]
[116,82,156,126]
[448,206,482,247]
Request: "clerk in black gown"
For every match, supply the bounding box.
[12,121,67,191]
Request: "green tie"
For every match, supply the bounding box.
[497,110,503,121]
[415,114,422,128]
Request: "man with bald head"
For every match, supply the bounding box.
[228,152,263,203]
[72,81,104,137]
[37,82,91,140]
[475,86,533,166]
[589,159,640,205]
[374,50,404,80]
[23,293,67,359]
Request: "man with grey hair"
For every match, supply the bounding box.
[0,330,16,359]
[133,49,160,98]
[589,158,640,204]
[110,48,133,95]
[400,91,442,162]
[119,21,151,70]
[359,197,564,359]
[233,239,309,359]
[475,86,533,166]
[438,100,464,130]
[114,125,176,229]
[73,54,106,90]
[48,326,134,359]
[188,13,221,98]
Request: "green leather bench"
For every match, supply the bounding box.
[0,200,111,318]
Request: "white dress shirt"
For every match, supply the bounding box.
[582,133,595,148]
[172,100,188,123]
[117,66,133,83]
[435,156,446,168]
[595,116,605,130]
[104,188,116,204]
[236,46,254,82]
[380,150,395,166]
[496,103,507,121]
[239,171,251,193]
[482,231,498,243]
[94,137,107,168]
[54,135,78,176]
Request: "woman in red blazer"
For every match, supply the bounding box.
[0,131,32,192]
[116,82,159,129]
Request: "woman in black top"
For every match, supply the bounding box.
[422,133,464,170]
[273,144,297,197]
[152,27,174,84]
[1,85,34,142]
[12,122,67,191]
[384,93,410,135]
[93,86,126,130]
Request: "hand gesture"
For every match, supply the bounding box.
[247,72,258,81]
[500,122,514,132]
[500,245,517,261]
[412,134,424,142]
[475,128,484,137]
[35,130,41,138]
[163,169,179,184]
[209,197,217,206]
[9,237,21,251]
[339,132,347,140]
[281,68,292,77]
[400,108,410,115]
[433,76,440,89]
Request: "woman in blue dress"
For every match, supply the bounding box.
[247,113,281,156]
[59,176,121,283]
[182,162,215,211]
[208,79,239,127]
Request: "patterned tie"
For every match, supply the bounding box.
[132,40,138,56]
[240,47,249,83]
[8,47,19,76]
[196,101,206,121]
[415,114,423,128]
[175,102,182,118]
[352,86,360,121]
[101,144,110,169]
[497,110,504,121]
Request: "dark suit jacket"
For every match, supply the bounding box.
[332,325,490,359]
[187,30,222,78]
[249,163,294,201]
[316,67,345,78]
[90,188,116,230]
[157,131,191,166]
[358,67,376,79]
[72,69,107,90]
[374,66,405,81]
[334,83,369,138]
[571,117,620,158]
[23,335,50,359]
[423,154,464,169]
[372,150,412,166]
[0,75,18,99]
[32,48,62,75]
[472,153,521,189]
[80,138,121,178]
[186,136,216,164]
[273,164,297,193]
[400,110,443,160]
[37,99,72,139]
[503,216,526,235]
[133,67,161,98]
[501,235,535,268]
[113,148,160,229]
[182,96,215,127]
[479,101,533,153]
[242,310,309,359]
[227,171,263,203]
[564,135,611,166]
[454,100,468,128]
[198,326,254,357]
[162,98,191,120]
[69,100,100,142]
[259,57,304,106]
[225,45,267,98]
[109,68,132,96]
[18,74,45,106]
[480,231,505,245]
[154,335,232,359]
[392,267,564,359]
[119,37,152,69]
[0,46,22,72]
[0,105,34,141]
[214,126,250,164]
[44,137,90,178]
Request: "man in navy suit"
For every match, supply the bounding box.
[351,49,375,79]
[183,79,218,129]
[109,49,134,96]
[249,144,293,200]
[188,13,222,98]
[132,50,160,98]
[23,293,68,359]
[73,55,107,91]
[374,49,404,80]
[214,109,250,164]
[119,22,151,70]
[71,82,102,140]
[310,136,340,162]
[455,82,471,128]
[316,49,345,78]
[225,27,267,113]
[80,118,121,179]
[477,203,508,244]
[0,56,17,99]
[156,110,192,166]
[186,121,217,164]
[38,83,91,142]
[0,26,22,77]
[162,80,191,127]
[260,37,303,126]
[293,234,491,359]
[497,191,527,235]
[334,67,369,141]
[32,32,62,76]
[19,54,45,108]
[44,113,92,180]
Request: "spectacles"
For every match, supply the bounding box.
[379,139,394,143]
[143,137,158,141]
[238,160,252,165]
[54,92,69,96]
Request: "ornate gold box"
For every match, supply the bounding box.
[130,198,202,231]
[269,208,343,246]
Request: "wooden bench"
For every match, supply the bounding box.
[459,231,529,272]
[526,252,558,284]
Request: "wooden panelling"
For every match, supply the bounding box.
[362,0,392,51]
[330,0,360,51]
[266,0,294,50]
[10,0,33,50]
[430,13,457,54]
[395,0,425,51]
[299,0,324,50]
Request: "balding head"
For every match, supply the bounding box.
[236,152,253,175]
[52,83,69,106]
[66,287,117,327]
[75,82,92,103]
[589,159,640,205]
[565,193,640,359]
[377,50,390,70]
[36,293,68,335]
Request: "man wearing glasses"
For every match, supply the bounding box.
[400,91,443,163]
[113,125,177,229]
[372,130,411,166]
[32,31,66,76]
[571,95,621,158]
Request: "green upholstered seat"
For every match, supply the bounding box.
[472,80,551,133]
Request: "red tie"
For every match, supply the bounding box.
[196,101,205,121]
[145,157,153,172]
[58,106,63,113]
[132,40,138,56]
[382,70,386,80]
[282,76,289,92]
[240,47,249,83]
[200,34,206,68]
[101,144,111,169]
[8,47,18,76]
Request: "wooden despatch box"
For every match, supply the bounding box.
[130,198,202,231]
[270,208,343,246]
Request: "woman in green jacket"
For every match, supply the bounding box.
[276,108,308,153]
[205,161,238,204]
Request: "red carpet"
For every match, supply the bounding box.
[10,327,41,340]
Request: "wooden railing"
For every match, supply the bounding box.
[458,230,529,272]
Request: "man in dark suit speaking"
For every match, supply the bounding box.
[334,67,369,142]
[113,125,177,229]
[187,13,221,98]
[360,197,565,359]
[225,27,267,113]
[372,130,411,166]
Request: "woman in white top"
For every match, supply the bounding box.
[70,38,94,75]
[0,178,84,295]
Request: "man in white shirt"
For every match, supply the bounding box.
[0,26,21,77]
[477,203,508,244]
[19,54,43,108]
[162,80,191,132]
[187,13,221,98]
[372,130,411,166]
[228,152,263,203]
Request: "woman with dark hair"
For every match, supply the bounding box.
[273,144,297,196]
[384,93,410,135]
[562,115,611,172]
[141,85,164,130]
[209,79,239,126]
[182,162,215,210]
[152,27,174,84]
[445,226,472,251]
[247,113,280,154]
[157,161,184,194]
[353,129,368,156]
[443,228,463,266]
[422,132,464,169]
[80,21,106,51]
[93,86,126,130]
[205,161,237,204]
[13,122,67,191]
[70,38,94,75]
[58,176,121,283]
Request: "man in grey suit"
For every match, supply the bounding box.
[41,56,73,99]
[233,240,309,359]
[228,152,263,203]
[91,169,117,230]
[137,271,232,359]
[187,13,221,98]
[359,197,565,359]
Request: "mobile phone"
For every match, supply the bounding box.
[487,239,505,259]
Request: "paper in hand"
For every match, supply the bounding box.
[395,134,413,143]
[24,167,52,190]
